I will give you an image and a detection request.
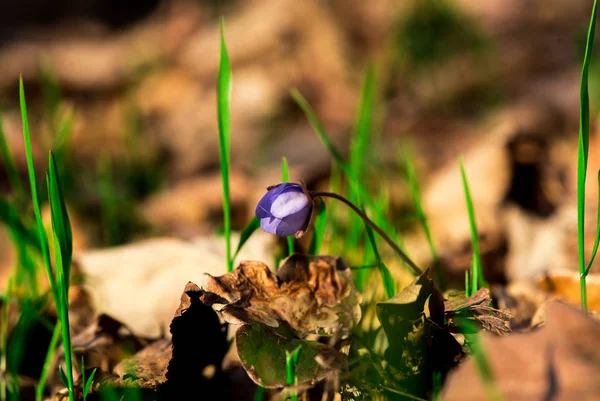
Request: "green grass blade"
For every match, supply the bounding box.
[350,64,376,180]
[232,216,261,262]
[19,76,57,299]
[36,322,61,401]
[0,113,26,204]
[48,152,73,282]
[460,158,485,295]
[252,386,265,401]
[285,345,302,401]
[404,147,444,290]
[281,157,295,255]
[308,201,327,255]
[83,366,97,401]
[217,18,233,272]
[586,170,600,275]
[363,204,395,298]
[347,65,377,252]
[291,89,414,274]
[578,0,599,312]
[53,233,75,400]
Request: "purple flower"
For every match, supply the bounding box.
[255,183,312,237]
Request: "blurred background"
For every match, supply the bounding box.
[0,0,599,292]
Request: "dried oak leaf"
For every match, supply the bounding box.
[444,288,512,335]
[444,301,600,401]
[200,254,361,337]
[112,339,171,388]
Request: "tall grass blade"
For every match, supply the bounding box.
[348,65,376,252]
[19,76,56,299]
[285,345,302,401]
[48,152,73,283]
[281,157,295,255]
[460,158,485,296]
[363,204,395,298]
[217,18,233,272]
[308,201,327,255]
[578,0,599,311]
[48,149,75,400]
[291,90,414,274]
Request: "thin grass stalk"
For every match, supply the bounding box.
[19,77,57,300]
[310,191,421,276]
[577,0,599,312]
[460,158,485,295]
[217,18,233,272]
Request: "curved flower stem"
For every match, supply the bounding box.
[310,191,422,276]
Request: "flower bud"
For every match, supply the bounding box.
[255,183,312,237]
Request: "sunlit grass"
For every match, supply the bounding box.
[577,0,599,312]
[460,158,486,296]
[217,18,233,272]
[20,77,76,401]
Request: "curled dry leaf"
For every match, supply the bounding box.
[444,288,512,335]
[201,254,361,337]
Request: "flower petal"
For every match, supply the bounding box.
[276,205,312,236]
[255,183,300,218]
[260,216,281,235]
[270,190,310,219]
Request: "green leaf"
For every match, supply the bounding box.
[217,17,233,272]
[84,368,97,397]
[47,151,73,282]
[308,201,327,255]
[233,216,261,261]
[236,323,344,388]
[59,366,69,388]
[379,263,396,300]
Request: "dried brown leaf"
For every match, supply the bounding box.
[444,301,600,401]
[200,254,361,337]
